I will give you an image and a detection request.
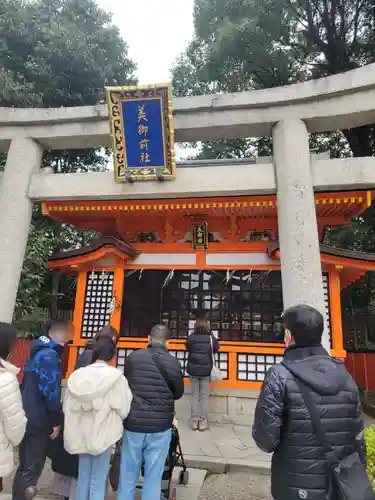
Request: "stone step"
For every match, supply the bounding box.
[175,389,257,426]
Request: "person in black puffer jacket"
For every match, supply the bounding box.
[186,312,219,431]
[252,304,366,500]
[119,325,184,500]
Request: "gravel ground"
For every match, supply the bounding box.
[2,457,57,498]
[3,458,272,500]
[198,472,272,500]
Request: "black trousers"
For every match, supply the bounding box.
[12,434,48,500]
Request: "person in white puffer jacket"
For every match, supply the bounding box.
[63,336,132,500]
[0,322,27,482]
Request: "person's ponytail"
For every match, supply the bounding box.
[91,337,116,363]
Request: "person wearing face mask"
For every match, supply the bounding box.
[252,305,366,500]
[12,319,69,500]
[0,322,27,490]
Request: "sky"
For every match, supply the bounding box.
[97,0,195,84]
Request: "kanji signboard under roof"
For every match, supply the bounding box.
[106,83,176,183]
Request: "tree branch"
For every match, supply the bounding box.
[352,0,364,44]
[301,0,328,53]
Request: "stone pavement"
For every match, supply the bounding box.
[1,415,373,500]
[177,420,270,474]
[0,420,268,499]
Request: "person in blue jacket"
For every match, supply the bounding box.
[12,319,69,500]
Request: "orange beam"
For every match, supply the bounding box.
[329,272,344,353]
[196,249,206,266]
[321,254,375,271]
[124,264,280,271]
[68,271,86,376]
[228,352,237,384]
[272,249,375,272]
[48,245,129,270]
[67,345,78,378]
[111,267,124,334]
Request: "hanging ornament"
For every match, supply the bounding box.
[223,270,235,285]
[163,270,175,288]
[89,270,96,282]
[100,270,107,282]
[108,296,116,314]
[262,270,271,284]
[243,270,253,284]
[138,269,143,280]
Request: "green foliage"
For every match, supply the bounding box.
[365,425,375,487]
[0,0,136,107]
[172,0,375,156]
[0,0,136,332]
[171,0,375,344]
[12,215,53,336]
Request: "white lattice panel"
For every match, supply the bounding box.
[169,350,188,375]
[168,350,228,379]
[116,348,137,370]
[81,271,114,338]
[323,273,332,346]
[237,353,283,382]
[214,352,228,379]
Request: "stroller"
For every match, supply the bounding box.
[158,425,189,499]
[111,425,188,499]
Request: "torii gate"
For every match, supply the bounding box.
[1,64,375,355]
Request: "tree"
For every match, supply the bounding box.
[0,0,137,330]
[171,0,375,345]
[172,0,375,155]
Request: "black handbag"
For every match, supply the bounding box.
[282,363,374,500]
[109,440,122,492]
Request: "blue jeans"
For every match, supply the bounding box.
[76,448,111,500]
[117,429,172,500]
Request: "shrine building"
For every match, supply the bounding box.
[44,189,375,393]
[2,69,375,417]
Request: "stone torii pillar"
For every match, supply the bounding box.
[272,118,329,350]
[0,138,43,323]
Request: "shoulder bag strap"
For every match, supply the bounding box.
[210,335,216,365]
[281,362,335,464]
[151,352,174,395]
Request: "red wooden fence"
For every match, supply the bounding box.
[9,339,70,382]
[9,339,31,382]
[345,352,375,392]
[9,339,375,392]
